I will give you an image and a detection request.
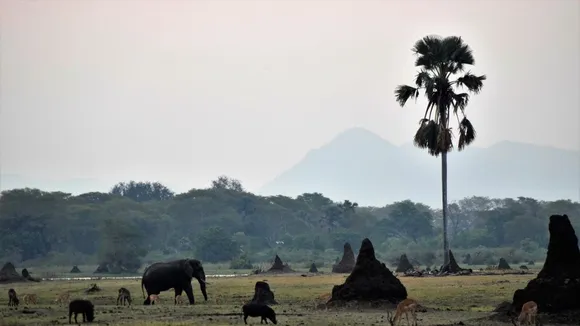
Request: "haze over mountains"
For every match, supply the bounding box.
[258,128,580,207]
[2,127,578,207]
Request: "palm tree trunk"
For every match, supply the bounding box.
[441,151,450,265]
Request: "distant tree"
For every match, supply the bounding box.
[110,181,174,202]
[385,200,434,242]
[394,35,486,264]
[98,218,147,273]
[196,226,239,263]
[211,175,245,192]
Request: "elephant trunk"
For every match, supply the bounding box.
[197,272,208,301]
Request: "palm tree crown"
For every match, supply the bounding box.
[395,35,486,155]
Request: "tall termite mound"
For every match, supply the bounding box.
[512,214,580,313]
[395,254,414,273]
[267,255,294,273]
[249,281,278,305]
[332,242,356,273]
[329,238,407,303]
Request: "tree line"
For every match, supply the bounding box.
[0,176,577,273]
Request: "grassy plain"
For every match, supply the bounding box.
[0,272,552,326]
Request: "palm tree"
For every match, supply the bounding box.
[394,35,486,265]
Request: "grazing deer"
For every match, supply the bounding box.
[386,298,419,326]
[512,301,538,326]
[8,289,19,307]
[148,294,161,304]
[174,294,184,305]
[55,292,71,305]
[22,294,38,305]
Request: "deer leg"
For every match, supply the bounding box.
[405,312,410,326]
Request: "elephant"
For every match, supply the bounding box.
[141,259,208,305]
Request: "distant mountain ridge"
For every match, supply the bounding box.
[258,128,580,207]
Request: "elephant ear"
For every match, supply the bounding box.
[182,259,194,278]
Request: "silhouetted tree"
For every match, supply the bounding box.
[394,35,486,265]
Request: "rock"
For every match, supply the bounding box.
[309,263,319,273]
[328,238,407,303]
[70,266,82,273]
[498,258,512,270]
[266,255,294,273]
[512,214,580,313]
[439,250,470,275]
[249,281,278,305]
[395,254,414,273]
[0,262,27,284]
[332,242,356,273]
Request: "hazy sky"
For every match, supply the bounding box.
[1,0,579,194]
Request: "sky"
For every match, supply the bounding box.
[0,0,579,195]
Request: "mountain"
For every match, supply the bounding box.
[258,128,580,207]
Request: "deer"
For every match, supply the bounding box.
[54,292,71,305]
[148,294,161,304]
[22,294,38,305]
[174,294,184,305]
[511,301,538,326]
[386,298,419,326]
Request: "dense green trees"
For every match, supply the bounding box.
[0,178,577,272]
[394,35,487,265]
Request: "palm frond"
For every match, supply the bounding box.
[458,117,476,151]
[412,35,443,69]
[394,85,420,107]
[441,36,475,73]
[413,119,438,151]
[451,93,469,113]
[415,70,431,88]
[436,125,454,155]
[456,72,486,94]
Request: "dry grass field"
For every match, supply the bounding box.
[0,272,563,326]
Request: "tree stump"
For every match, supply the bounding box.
[395,254,414,273]
[332,242,356,273]
[329,238,407,303]
[249,281,278,305]
[512,214,580,313]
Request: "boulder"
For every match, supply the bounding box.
[497,258,512,270]
[249,281,278,305]
[309,262,319,273]
[328,238,407,303]
[512,214,580,313]
[70,266,82,273]
[332,242,356,273]
[267,255,294,273]
[439,250,470,275]
[395,254,414,273]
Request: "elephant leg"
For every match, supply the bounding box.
[184,283,195,305]
[174,288,183,305]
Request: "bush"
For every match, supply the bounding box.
[229,253,253,269]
